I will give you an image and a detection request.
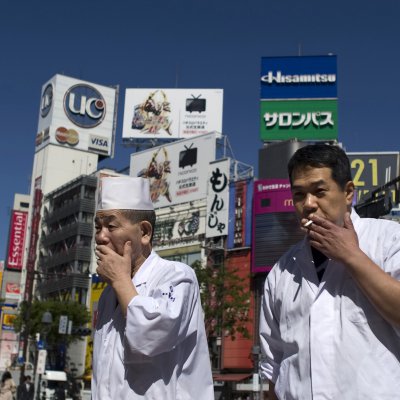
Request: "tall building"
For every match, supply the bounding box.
[19,74,118,373]
[0,194,30,370]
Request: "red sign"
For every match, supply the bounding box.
[7,211,28,271]
[25,177,42,302]
[5,283,20,300]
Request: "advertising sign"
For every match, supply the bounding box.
[5,283,20,300]
[0,331,18,370]
[153,205,205,249]
[206,159,230,238]
[130,132,217,208]
[0,261,3,291]
[227,179,253,249]
[6,211,28,271]
[252,179,304,273]
[260,55,337,100]
[36,74,117,157]
[260,99,338,141]
[122,89,223,139]
[2,313,16,331]
[347,152,400,204]
[24,177,42,302]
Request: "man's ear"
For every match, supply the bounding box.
[140,221,153,244]
[344,181,355,206]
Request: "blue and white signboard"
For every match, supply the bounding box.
[36,74,118,157]
[260,55,337,100]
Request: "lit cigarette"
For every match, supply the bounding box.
[304,220,313,227]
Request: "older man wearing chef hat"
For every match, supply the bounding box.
[92,176,214,399]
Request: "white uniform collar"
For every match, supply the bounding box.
[133,250,158,287]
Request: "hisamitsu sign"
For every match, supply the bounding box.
[260,55,337,100]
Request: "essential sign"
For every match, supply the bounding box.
[7,211,28,271]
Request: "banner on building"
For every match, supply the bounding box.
[252,179,304,273]
[260,55,338,142]
[5,283,20,300]
[24,177,42,302]
[6,211,28,271]
[36,74,118,157]
[260,55,337,100]
[206,159,230,238]
[227,179,253,249]
[130,132,217,208]
[347,152,400,204]
[153,204,205,250]
[260,99,338,141]
[123,89,223,140]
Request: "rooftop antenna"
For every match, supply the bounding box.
[298,43,303,56]
[175,63,179,88]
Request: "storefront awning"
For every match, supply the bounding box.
[213,373,252,382]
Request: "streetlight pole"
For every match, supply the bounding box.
[34,311,52,400]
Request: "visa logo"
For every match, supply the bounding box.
[91,137,108,147]
[89,134,110,154]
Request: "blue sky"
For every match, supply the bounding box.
[1,0,400,259]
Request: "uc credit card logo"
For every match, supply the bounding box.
[41,83,53,118]
[64,84,106,128]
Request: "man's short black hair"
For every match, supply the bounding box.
[288,144,352,189]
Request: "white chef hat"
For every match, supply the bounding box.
[97,177,154,211]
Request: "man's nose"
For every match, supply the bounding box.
[304,193,318,210]
[95,228,109,244]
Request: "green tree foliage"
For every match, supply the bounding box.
[13,300,90,347]
[191,259,251,340]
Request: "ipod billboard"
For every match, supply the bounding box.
[35,74,118,157]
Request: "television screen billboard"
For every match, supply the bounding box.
[130,132,217,208]
[123,89,223,140]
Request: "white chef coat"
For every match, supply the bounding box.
[260,210,400,400]
[92,251,214,399]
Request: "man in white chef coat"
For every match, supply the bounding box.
[259,144,400,399]
[92,176,214,399]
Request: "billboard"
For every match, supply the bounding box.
[130,132,217,208]
[347,152,400,204]
[122,89,223,139]
[252,179,304,273]
[227,178,253,249]
[6,210,28,271]
[24,177,42,302]
[5,283,21,300]
[206,159,230,238]
[153,204,206,250]
[36,74,118,157]
[260,99,338,141]
[260,55,337,100]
